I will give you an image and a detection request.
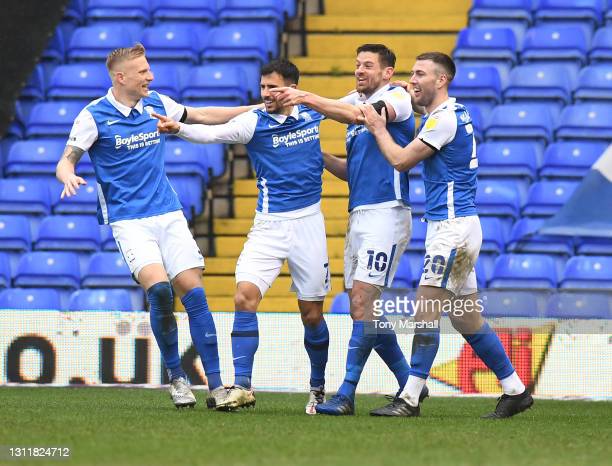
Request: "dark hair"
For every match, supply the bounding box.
[261,59,300,85]
[356,44,396,68]
[415,52,456,82]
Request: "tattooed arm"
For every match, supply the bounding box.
[56,145,87,198]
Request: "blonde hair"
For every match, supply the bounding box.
[106,43,146,72]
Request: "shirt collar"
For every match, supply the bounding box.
[357,83,391,104]
[266,105,300,124]
[106,88,144,117]
[427,97,456,117]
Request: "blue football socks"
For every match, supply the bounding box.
[231,311,259,389]
[303,319,329,388]
[409,327,441,380]
[337,320,377,400]
[374,317,411,391]
[463,321,515,381]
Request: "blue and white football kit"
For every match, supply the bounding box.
[177,105,330,301]
[67,88,203,280]
[417,98,481,296]
[340,85,415,289]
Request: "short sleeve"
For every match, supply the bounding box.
[382,87,413,123]
[158,93,186,121]
[67,108,98,152]
[417,109,457,151]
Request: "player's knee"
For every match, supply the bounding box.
[234,289,259,311]
[147,281,174,312]
[301,307,323,327]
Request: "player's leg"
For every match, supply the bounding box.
[285,212,330,414]
[111,216,193,408]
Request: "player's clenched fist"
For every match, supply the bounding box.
[152,112,180,134]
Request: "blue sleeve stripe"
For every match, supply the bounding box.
[440,248,457,289]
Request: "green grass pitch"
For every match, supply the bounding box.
[1,387,610,466]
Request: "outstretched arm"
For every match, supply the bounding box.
[183,104,260,125]
[360,105,434,172]
[323,152,348,181]
[56,145,87,198]
[271,87,364,124]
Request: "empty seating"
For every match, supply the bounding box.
[47,63,110,100]
[556,102,612,140]
[507,217,574,255]
[34,215,101,252]
[0,215,31,252]
[140,23,204,63]
[0,178,51,216]
[82,252,136,288]
[182,64,249,105]
[546,291,612,318]
[0,288,62,310]
[534,0,605,29]
[218,0,285,27]
[52,180,98,215]
[561,255,612,289]
[26,102,83,139]
[86,0,150,25]
[201,23,271,64]
[0,252,10,288]
[164,141,210,182]
[14,252,81,289]
[485,103,556,144]
[589,26,612,62]
[151,0,217,23]
[480,216,506,254]
[574,64,612,102]
[453,27,518,66]
[42,27,65,63]
[406,218,426,252]
[5,140,66,177]
[148,62,182,100]
[481,290,548,317]
[476,179,522,219]
[504,63,575,106]
[391,254,412,288]
[489,253,558,289]
[68,25,135,62]
[99,224,118,251]
[68,288,133,311]
[469,0,532,27]
[522,180,579,217]
[539,141,606,179]
[329,291,350,314]
[521,25,590,66]
[408,179,426,216]
[21,65,45,101]
[449,66,502,106]
[477,141,539,181]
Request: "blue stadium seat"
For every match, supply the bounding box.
[5,140,66,177]
[589,26,612,62]
[408,179,426,216]
[522,180,579,217]
[560,255,612,290]
[151,0,217,23]
[284,0,297,18]
[148,62,183,101]
[42,28,65,63]
[21,65,45,101]
[391,254,412,289]
[507,217,574,255]
[477,141,539,181]
[0,215,31,252]
[575,236,612,255]
[480,216,506,254]
[26,102,83,139]
[64,0,87,24]
[47,64,110,100]
[0,252,10,288]
[218,0,284,27]
[34,215,101,252]
[68,25,135,62]
[503,63,575,106]
[52,180,98,215]
[464,103,487,142]
[86,0,150,24]
[14,251,81,289]
[453,27,518,67]
[481,290,547,318]
[489,253,558,289]
[330,291,350,314]
[140,23,204,64]
[476,179,522,219]
[539,141,607,179]
[164,140,209,183]
[476,252,497,288]
[100,225,119,251]
[0,178,51,216]
[182,64,249,105]
[169,179,197,221]
[574,64,612,102]
[0,288,62,310]
[534,0,604,29]
[521,25,590,66]
[205,144,227,178]
[69,288,133,311]
[201,24,271,64]
[449,66,502,105]
[555,103,612,140]
[406,217,426,252]
[485,103,555,144]
[469,0,532,27]
[82,252,136,288]
[546,291,612,319]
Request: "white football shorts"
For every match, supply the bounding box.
[344,206,412,289]
[418,215,482,296]
[111,210,204,282]
[236,211,330,301]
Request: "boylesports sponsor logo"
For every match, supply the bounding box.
[115,130,161,150]
[346,125,368,142]
[272,126,319,148]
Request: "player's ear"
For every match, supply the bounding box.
[289,83,297,89]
